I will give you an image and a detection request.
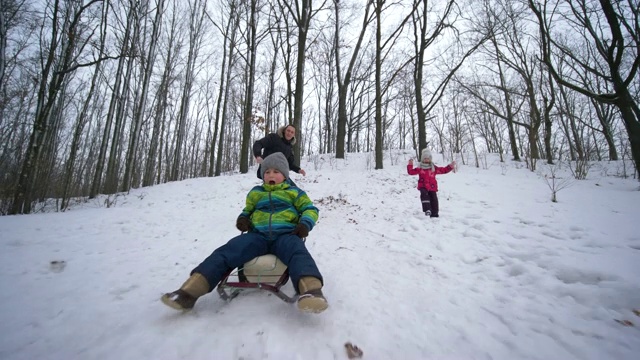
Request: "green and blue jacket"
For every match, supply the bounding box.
[239,182,319,239]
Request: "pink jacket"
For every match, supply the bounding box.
[407,164,453,191]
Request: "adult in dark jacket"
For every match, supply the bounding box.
[253,125,306,179]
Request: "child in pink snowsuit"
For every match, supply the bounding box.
[407,149,456,217]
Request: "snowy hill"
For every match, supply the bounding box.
[1,150,639,360]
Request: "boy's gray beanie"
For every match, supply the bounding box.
[261,152,290,179]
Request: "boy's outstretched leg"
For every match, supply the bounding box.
[298,276,328,313]
[161,232,268,310]
[161,273,210,310]
[271,234,328,313]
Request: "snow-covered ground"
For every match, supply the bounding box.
[1,150,639,360]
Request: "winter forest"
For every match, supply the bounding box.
[0,0,638,215]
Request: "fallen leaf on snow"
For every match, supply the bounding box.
[615,319,634,327]
[345,342,363,359]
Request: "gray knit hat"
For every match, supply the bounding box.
[261,152,290,179]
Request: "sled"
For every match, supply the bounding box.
[216,254,298,303]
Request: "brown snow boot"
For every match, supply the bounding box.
[161,273,210,310]
[297,276,328,313]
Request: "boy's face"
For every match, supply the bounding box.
[264,168,286,185]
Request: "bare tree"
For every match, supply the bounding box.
[104,6,139,194]
[239,0,260,174]
[0,0,38,207]
[90,0,135,198]
[11,0,113,214]
[61,0,110,210]
[170,0,207,181]
[489,1,551,166]
[567,46,620,161]
[334,0,374,158]
[529,0,640,177]
[143,0,181,186]
[372,0,422,169]
[373,0,384,168]
[308,27,337,154]
[274,1,295,125]
[122,0,166,192]
[0,0,22,102]
[277,0,328,164]
[412,0,488,159]
[263,6,284,134]
[540,62,556,164]
[590,97,619,161]
[457,2,530,162]
[346,49,375,152]
[213,0,241,177]
[412,0,454,154]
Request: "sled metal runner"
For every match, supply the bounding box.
[216,254,298,303]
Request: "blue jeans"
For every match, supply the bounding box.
[192,232,323,293]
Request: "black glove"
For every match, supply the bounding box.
[236,216,251,232]
[291,223,309,238]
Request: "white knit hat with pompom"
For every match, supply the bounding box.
[421,149,433,161]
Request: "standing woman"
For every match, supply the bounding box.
[253,124,307,180]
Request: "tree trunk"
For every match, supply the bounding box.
[209,1,239,177]
[170,0,206,181]
[122,0,164,192]
[104,42,136,194]
[61,1,108,209]
[239,0,257,174]
[215,3,239,177]
[90,0,134,198]
[334,0,372,158]
[374,0,383,169]
[277,0,315,163]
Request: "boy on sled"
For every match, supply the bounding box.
[161,152,328,313]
